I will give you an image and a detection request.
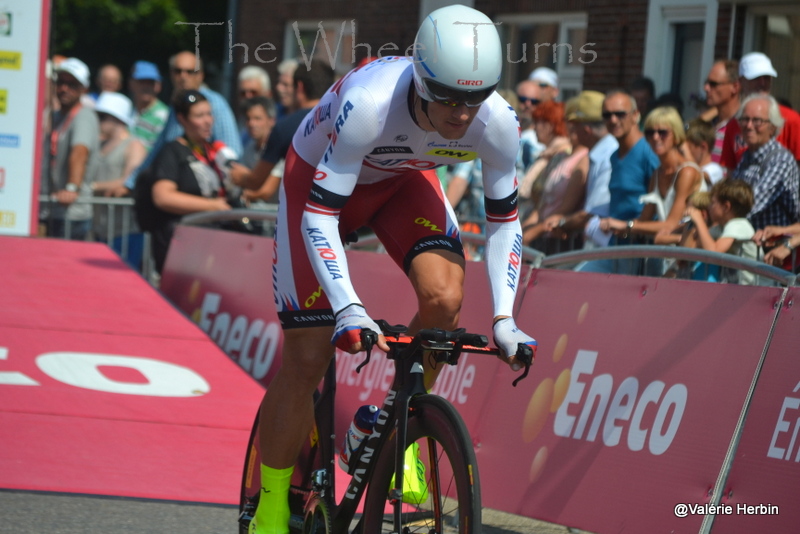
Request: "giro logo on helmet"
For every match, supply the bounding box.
[457,80,483,86]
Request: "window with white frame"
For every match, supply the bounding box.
[643,0,718,120]
[744,6,800,109]
[283,19,359,76]
[495,13,590,100]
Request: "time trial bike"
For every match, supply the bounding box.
[239,320,534,534]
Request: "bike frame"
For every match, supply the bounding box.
[317,336,429,533]
[242,325,531,534]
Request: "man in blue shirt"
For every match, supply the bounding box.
[603,90,660,224]
[580,90,659,273]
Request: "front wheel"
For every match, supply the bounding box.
[361,395,481,533]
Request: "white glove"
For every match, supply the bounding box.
[493,317,538,370]
[332,303,382,352]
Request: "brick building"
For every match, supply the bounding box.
[233,0,799,118]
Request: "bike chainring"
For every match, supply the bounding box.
[302,494,332,534]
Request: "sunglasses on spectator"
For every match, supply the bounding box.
[240,89,260,98]
[704,79,732,88]
[739,116,769,128]
[517,95,541,106]
[644,128,670,138]
[55,78,82,89]
[602,110,630,120]
[172,67,199,75]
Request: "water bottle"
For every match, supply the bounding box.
[338,405,379,474]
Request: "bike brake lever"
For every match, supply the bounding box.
[355,329,378,374]
[511,343,535,387]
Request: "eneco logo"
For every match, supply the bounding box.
[196,292,281,380]
[552,350,687,454]
[521,303,688,484]
[767,381,800,461]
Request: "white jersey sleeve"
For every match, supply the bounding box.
[301,86,383,313]
[478,100,524,318]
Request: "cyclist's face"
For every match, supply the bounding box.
[426,101,480,140]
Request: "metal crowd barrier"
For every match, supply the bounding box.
[38,194,155,282]
[179,208,798,288]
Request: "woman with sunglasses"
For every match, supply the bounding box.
[600,106,704,240]
[133,90,233,274]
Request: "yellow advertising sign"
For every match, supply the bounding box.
[0,50,22,70]
[0,211,17,228]
[0,89,7,114]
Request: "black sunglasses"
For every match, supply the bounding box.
[704,79,732,88]
[602,110,630,120]
[517,95,542,106]
[644,128,670,138]
[55,78,82,89]
[172,67,199,75]
[423,78,496,108]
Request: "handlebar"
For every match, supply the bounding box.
[355,320,534,387]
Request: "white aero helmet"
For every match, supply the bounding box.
[412,4,502,107]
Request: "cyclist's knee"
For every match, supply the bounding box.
[408,251,465,324]
[417,285,463,325]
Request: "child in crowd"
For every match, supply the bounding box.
[656,190,710,246]
[685,119,725,187]
[684,179,757,284]
[660,191,713,278]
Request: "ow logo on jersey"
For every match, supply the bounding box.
[303,103,333,137]
[425,148,478,161]
[415,217,443,233]
[323,100,355,163]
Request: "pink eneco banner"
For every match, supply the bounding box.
[711,286,800,533]
[161,226,799,533]
[474,270,783,534]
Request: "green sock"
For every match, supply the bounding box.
[251,464,293,534]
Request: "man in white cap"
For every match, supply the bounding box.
[42,57,99,240]
[529,66,560,102]
[720,51,800,171]
[514,67,561,180]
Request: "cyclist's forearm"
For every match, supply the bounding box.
[483,219,523,319]
[301,209,360,313]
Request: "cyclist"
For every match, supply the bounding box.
[250,5,538,533]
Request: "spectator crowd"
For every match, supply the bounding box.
[41,49,800,284]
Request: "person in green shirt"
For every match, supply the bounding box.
[129,61,169,151]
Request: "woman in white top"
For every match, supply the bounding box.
[601,106,704,239]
